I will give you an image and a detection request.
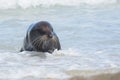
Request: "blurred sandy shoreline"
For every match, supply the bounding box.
[69,69,120,80]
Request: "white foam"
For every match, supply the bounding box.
[0,50,120,79]
[52,48,80,57]
[0,0,118,9]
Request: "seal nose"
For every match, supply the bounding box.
[48,34,53,38]
[47,32,54,38]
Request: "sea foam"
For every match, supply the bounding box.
[0,0,119,9]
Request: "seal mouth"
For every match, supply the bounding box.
[31,35,57,52]
[32,35,47,51]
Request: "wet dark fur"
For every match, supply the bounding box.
[20,21,61,53]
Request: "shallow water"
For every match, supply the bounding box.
[0,1,120,80]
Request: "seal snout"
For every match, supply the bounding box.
[47,32,54,38]
[48,34,53,38]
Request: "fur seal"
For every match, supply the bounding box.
[20,21,61,53]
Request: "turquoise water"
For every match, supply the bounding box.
[0,4,120,80]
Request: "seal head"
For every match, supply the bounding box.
[20,21,61,53]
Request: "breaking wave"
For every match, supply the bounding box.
[0,0,119,9]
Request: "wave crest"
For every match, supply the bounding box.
[0,0,119,9]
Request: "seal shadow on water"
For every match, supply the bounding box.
[20,21,61,54]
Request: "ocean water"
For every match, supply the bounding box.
[0,0,120,80]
